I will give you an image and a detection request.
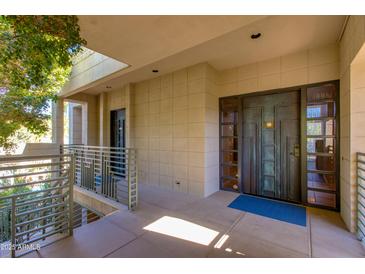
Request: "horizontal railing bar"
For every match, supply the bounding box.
[0,176,69,190]
[68,151,130,156]
[0,154,73,163]
[16,201,68,217]
[358,167,365,174]
[15,188,68,205]
[0,184,70,201]
[15,193,66,208]
[63,149,126,153]
[16,211,68,227]
[358,175,365,182]
[0,169,67,180]
[18,227,68,247]
[62,144,133,150]
[359,208,365,219]
[16,219,69,238]
[359,224,365,237]
[358,217,365,229]
[0,161,71,172]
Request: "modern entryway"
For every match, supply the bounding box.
[242,90,301,202]
[219,81,339,210]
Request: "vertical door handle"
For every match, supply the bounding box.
[290,144,300,157]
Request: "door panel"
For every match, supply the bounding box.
[242,91,301,202]
[242,107,261,195]
[110,109,126,148]
[276,105,300,202]
[110,109,126,174]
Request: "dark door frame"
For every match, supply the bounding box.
[218,80,340,211]
[110,108,126,148]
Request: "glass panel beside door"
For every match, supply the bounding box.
[220,97,240,192]
[304,83,339,210]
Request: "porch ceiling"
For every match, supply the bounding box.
[77,15,346,95]
[78,15,265,69]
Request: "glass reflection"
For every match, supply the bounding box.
[307,138,334,154]
[307,155,335,172]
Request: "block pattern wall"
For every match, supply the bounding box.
[340,15,365,232]
[131,64,219,197]
[218,43,339,97]
[61,50,128,97]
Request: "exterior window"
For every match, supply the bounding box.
[220,97,240,192]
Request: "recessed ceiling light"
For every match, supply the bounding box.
[251,33,261,39]
[152,69,159,73]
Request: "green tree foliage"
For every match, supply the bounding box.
[0,16,86,151]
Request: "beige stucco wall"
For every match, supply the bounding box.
[92,44,341,199]
[61,49,128,97]
[129,64,219,197]
[340,16,365,232]
[218,43,339,97]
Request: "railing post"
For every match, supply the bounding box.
[135,150,138,209]
[127,149,138,211]
[127,150,131,210]
[68,154,75,237]
[10,197,16,258]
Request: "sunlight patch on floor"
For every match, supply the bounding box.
[214,234,229,249]
[143,216,219,246]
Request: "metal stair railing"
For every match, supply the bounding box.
[61,145,138,210]
[0,153,75,258]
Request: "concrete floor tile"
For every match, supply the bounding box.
[207,231,308,258]
[178,198,242,228]
[138,184,200,211]
[38,219,136,258]
[231,213,310,255]
[206,191,240,206]
[106,237,173,258]
[309,208,365,257]
[140,230,212,257]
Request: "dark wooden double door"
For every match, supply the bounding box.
[242,90,301,202]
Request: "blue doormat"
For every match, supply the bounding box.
[228,194,307,227]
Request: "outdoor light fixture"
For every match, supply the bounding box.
[265,121,274,128]
[250,32,261,39]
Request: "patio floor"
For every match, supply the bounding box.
[23,184,365,258]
